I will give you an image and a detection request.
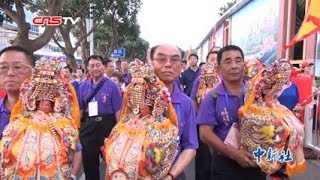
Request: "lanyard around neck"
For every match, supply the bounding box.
[224,84,245,111]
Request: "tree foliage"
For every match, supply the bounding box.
[0,0,149,66]
[52,0,99,68]
[93,0,149,61]
[218,0,237,16]
[0,0,65,52]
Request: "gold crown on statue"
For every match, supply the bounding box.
[253,59,291,102]
[129,60,150,79]
[20,58,71,112]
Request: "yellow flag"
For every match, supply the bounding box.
[283,0,320,50]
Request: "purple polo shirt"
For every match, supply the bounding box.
[123,70,132,86]
[0,96,82,151]
[78,77,122,115]
[196,82,245,141]
[190,78,200,101]
[171,83,198,155]
[0,97,10,138]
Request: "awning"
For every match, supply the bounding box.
[34,49,66,59]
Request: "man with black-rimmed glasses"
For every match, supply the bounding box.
[0,46,34,137]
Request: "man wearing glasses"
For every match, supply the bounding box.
[150,44,198,180]
[78,55,122,179]
[0,46,34,137]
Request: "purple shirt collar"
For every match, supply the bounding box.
[0,96,10,137]
[170,82,184,104]
[215,81,246,96]
[0,96,8,113]
[89,76,107,86]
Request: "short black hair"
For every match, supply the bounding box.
[63,65,72,73]
[120,60,128,63]
[182,60,187,64]
[87,55,105,65]
[111,72,124,83]
[0,45,35,66]
[188,53,198,60]
[77,67,85,73]
[199,62,206,67]
[206,51,218,61]
[150,45,184,60]
[217,45,244,65]
[105,59,113,66]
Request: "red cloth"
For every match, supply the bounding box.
[291,74,313,105]
[0,89,6,98]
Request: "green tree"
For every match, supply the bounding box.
[124,37,149,60]
[51,0,143,67]
[218,0,237,16]
[51,0,102,69]
[93,0,148,61]
[0,0,65,52]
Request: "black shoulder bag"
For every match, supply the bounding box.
[79,78,107,139]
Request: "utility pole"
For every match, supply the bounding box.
[86,3,94,55]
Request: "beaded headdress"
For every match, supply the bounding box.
[199,63,219,84]
[105,60,179,179]
[273,58,291,84]
[252,59,291,103]
[196,63,220,104]
[13,58,80,125]
[121,60,177,125]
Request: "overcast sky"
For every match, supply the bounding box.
[137,0,225,50]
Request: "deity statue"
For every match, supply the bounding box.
[103,60,179,180]
[196,63,220,104]
[239,59,306,176]
[0,58,80,179]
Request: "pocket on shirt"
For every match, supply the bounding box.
[101,93,111,105]
[178,117,185,135]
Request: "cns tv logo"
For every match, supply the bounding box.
[32,16,81,26]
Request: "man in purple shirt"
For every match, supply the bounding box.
[150,44,198,180]
[120,60,132,86]
[0,95,10,137]
[196,45,266,180]
[78,55,122,180]
[0,46,34,137]
[0,46,82,179]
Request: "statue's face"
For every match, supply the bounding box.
[139,105,151,117]
[39,100,53,114]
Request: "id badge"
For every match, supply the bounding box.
[88,101,98,117]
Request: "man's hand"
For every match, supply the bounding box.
[163,174,174,180]
[232,149,257,168]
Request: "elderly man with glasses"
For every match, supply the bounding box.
[150,44,198,180]
[78,55,122,180]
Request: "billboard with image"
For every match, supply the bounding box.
[231,0,279,66]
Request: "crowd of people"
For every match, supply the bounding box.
[0,44,319,180]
